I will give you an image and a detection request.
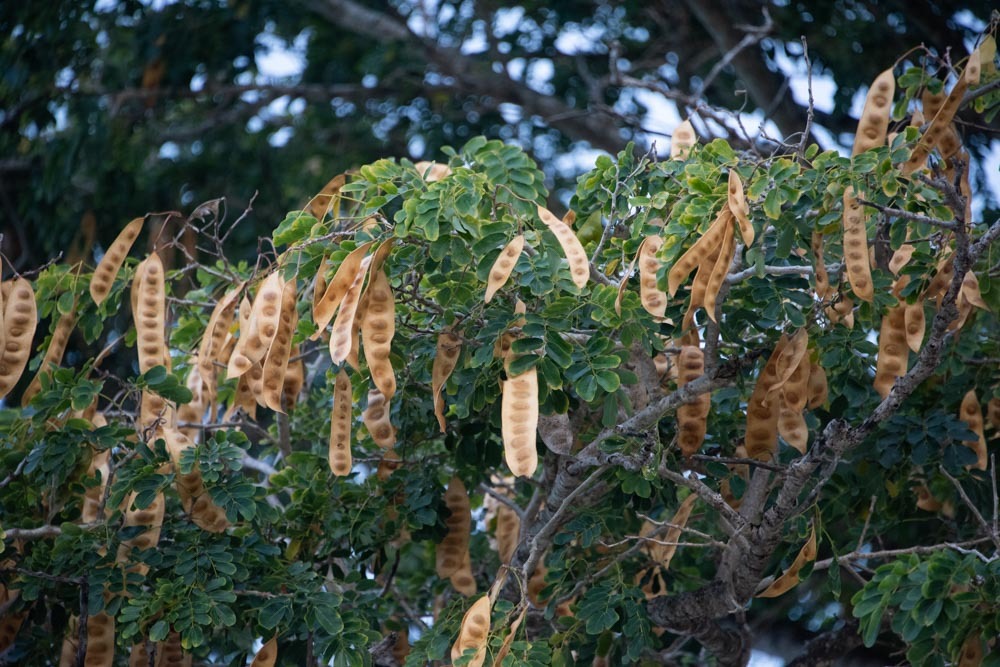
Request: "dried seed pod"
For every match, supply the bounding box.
[825,292,855,329]
[721,445,750,510]
[959,390,988,471]
[651,494,697,570]
[745,336,788,461]
[116,491,166,577]
[537,206,589,289]
[361,269,396,399]
[163,428,228,532]
[155,631,191,667]
[376,448,402,481]
[772,329,809,394]
[491,606,526,667]
[312,242,374,338]
[675,346,710,457]
[0,278,38,399]
[842,187,873,302]
[282,345,304,409]
[667,209,730,297]
[806,360,828,410]
[682,243,722,332]
[450,595,491,667]
[852,68,895,155]
[501,366,539,478]
[757,525,817,598]
[638,235,666,318]
[250,636,278,667]
[727,170,754,246]
[957,633,983,667]
[810,232,833,299]
[485,235,525,303]
[414,161,452,182]
[330,255,373,364]
[450,550,477,596]
[262,279,298,412]
[924,255,954,306]
[495,503,520,565]
[91,217,144,305]
[199,284,243,374]
[22,308,75,406]
[987,398,1000,431]
[83,612,116,666]
[82,446,111,524]
[363,387,395,449]
[873,304,907,398]
[670,119,697,159]
[247,360,266,408]
[305,173,346,219]
[432,331,463,432]
[329,369,353,476]
[133,254,168,372]
[960,271,989,311]
[888,244,915,275]
[777,405,809,454]
[904,299,926,353]
[779,354,812,454]
[701,217,736,323]
[436,477,471,579]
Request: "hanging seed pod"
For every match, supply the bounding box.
[163,428,228,532]
[757,525,817,598]
[250,636,278,667]
[682,243,722,332]
[667,209,730,297]
[675,346,710,457]
[494,503,520,565]
[22,308,75,406]
[305,173,346,219]
[701,217,736,323]
[82,612,116,667]
[772,329,809,393]
[727,170,754,246]
[376,448,402,481]
[485,235,525,303]
[721,444,750,510]
[450,550,477,596]
[282,345,304,410]
[362,387,395,449]
[0,279,38,399]
[957,633,983,667]
[312,254,330,316]
[614,244,641,317]
[960,271,989,311]
[806,360,828,410]
[450,595,491,667]
[432,331,463,433]
[133,255,168,372]
[638,235,666,318]
[841,187,873,302]
[745,336,788,461]
[778,353,811,454]
[888,244,915,275]
[329,369,353,476]
[490,607,526,667]
[330,256,373,364]
[959,390,988,471]
[873,304,908,398]
[116,491,166,577]
[501,366,539,478]
[199,284,243,375]
[924,255,954,306]
[852,68,895,155]
[670,119,697,159]
[654,494,698,570]
[777,404,809,454]
[904,299,926,353]
[312,242,374,337]
[987,398,1000,431]
[810,232,833,299]
[91,217,144,305]
[261,279,298,412]
[436,477,471,579]
[361,268,396,399]
[537,206,590,289]
[155,631,191,667]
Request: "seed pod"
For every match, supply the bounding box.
[652,494,697,570]
[614,244,641,317]
[250,636,278,667]
[116,491,166,577]
[960,271,989,311]
[841,187,873,302]
[745,336,788,461]
[82,612,116,667]
[363,387,395,449]
[490,606,526,667]
[777,404,809,454]
[91,217,144,305]
[667,209,729,297]
[810,232,833,299]
[495,503,520,565]
[22,308,75,406]
[262,279,298,412]
[0,279,37,399]
[987,398,1000,431]
[852,68,895,155]
[701,217,736,323]
[888,244,915,275]
[199,284,243,374]
[133,254,168,372]
[727,170,754,246]
[163,428,228,532]
[781,353,811,413]
[432,331,463,433]
[155,631,191,667]
[924,255,954,306]
[450,550,477,596]
[757,525,817,598]
[312,242,374,338]
[675,346,710,457]
[501,366,539,478]
[670,119,697,160]
[329,369,353,476]
[330,256,372,364]
[873,304,907,398]
[806,360,828,410]
[450,595,491,667]
[682,243,722,332]
[638,235,666,318]
[721,444,750,510]
[957,633,983,667]
[282,346,304,410]
[436,477,471,579]
[959,390,987,471]
[904,299,926,353]
[247,360,266,408]
[82,440,112,525]
[414,161,452,182]
[361,268,396,399]
[537,206,589,289]
[485,235,525,303]
[233,272,285,379]
[377,448,402,481]
[306,173,346,219]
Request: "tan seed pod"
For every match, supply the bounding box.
[247,360,266,409]
[414,161,452,182]
[162,428,229,532]
[957,633,983,667]
[888,244,915,275]
[490,606,526,667]
[22,308,75,406]
[485,235,525,303]
[852,68,895,156]
[780,353,811,413]
[653,494,697,570]
[987,398,1000,431]
[904,299,926,353]
[771,329,809,394]
[721,445,750,509]
[199,284,243,375]
[757,525,817,598]
[155,631,191,667]
[638,235,666,318]
[495,503,520,565]
[501,366,539,478]
[432,331,463,432]
[376,448,402,481]
[924,255,954,306]
[727,170,754,246]
[81,449,112,524]
[312,242,374,338]
[305,173,346,220]
[670,119,697,160]
[825,292,855,329]
[675,346,710,457]
[330,255,373,364]
[959,390,988,471]
[230,272,284,378]
[745,336,788,461]
[450,595,491,667]
[806,360,828,410]
[537,205,589,289]
[450,550,477,596]
[681,242,722,332]
[261,279,298,412]
[329,369,353,476]
[361,268,396,399]
[363,387,395,449]
[701,217,736,323]
[282,347,304,410]
[667,209,730,297]
[116,491,166,577]
[250,636,278,667]
[91,217,144,305]
[436,477,471,579]
[778,404,809,454]
[312,254,330,316]
[841,187,873,302]
[82,611,116,666]
[873,304,908,398]
[133,254,168,373]
[0,278,38,400]
[960,271,989,311]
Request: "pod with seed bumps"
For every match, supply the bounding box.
[841,187,873,302]
[638,235,666,318]
[330,255,372,364]
[904,299,926,353]
[450,550,477,596]
[727,170,754,246]
[485,235,525,303]
[450,595,491,667]
[501,364,539,478]
[537,206,589,289]
[757,525,817,598]
[361,268,396,399]
[811,231,833,299]
[312,242,374,337]
[23,307,74,406]
[133,254,167,372]
[959,390,987,471]
[432,331,462,432]
[495,503,520,565]
[90,217,144,305]
[852,68,895,155]
[806,360,828,410]
[873,304,907,398]
[436,476,471,578]
[251,636,278,667]
[363,387,395,449]
[670,119,697,160]
[261,278,297,412]
[329,369,353,476]
[745,336,788,461]
[675,346,710,457]
[667,210,729,297]
[0,278,38,399]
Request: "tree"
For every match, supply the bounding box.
[1,9,1000,667]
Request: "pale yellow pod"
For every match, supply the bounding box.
[924,255,954,306]
[312,254,330,315]
[485,235,525,303]
[681,243,722,332]
[312,242,374,338]
[0,278,38,400]
[330,255,373,364]
[450,595,491,667]
[501,366,539,478]
[745,336,787,461]
[904,299,926,353]
[959,390,988,471]
[361,268,396,399]
[250,272,285,354]
[329,369,353,476]
[772,328,809,394]
[957,633,984,667]
[436,476,471,578]
[537,205,589,289]
[362,387,395,449]
[675,346,710,457]
[414,161,453,182]
[852,68,895,156]
[780,354,811,413]
[806,360,828,410]
[702,217,736,323]
[450,550,477,596]
[199,283,243,375]
[282,347,304,410]
[305,173,346,220]
[667,209,729,297]
[432,331,463,433]
[778,404,808,454]
[132,254,168,374]
[495,504,520,565]
[162,428,229,532]
[889,244,915,275]
[960,271,989,311]
[22,309,76,406]
[376,448,402,481]
[250,636,278,667]
[638,235,666,318]
[670,119,697,160]
[262,279,298,412]
[842,187,873,302]
[91,217,144,305]
[81,448,112,524]
[246,360,266,409]
[873,304,908,398]
[757,525,817,598]
[727,170,754,246]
